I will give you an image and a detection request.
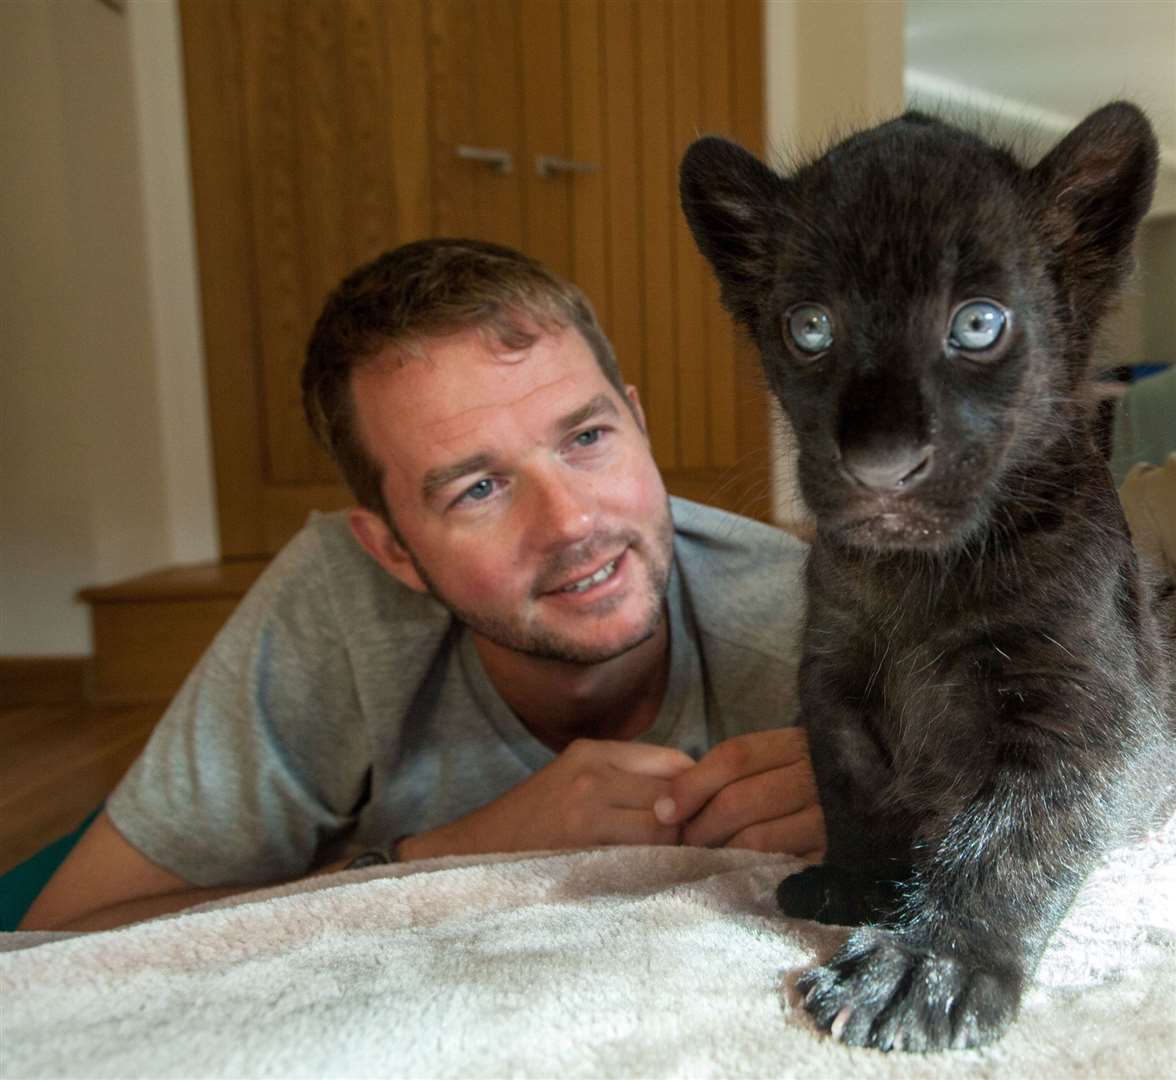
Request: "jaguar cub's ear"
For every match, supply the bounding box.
[679,136,786,332]
[1030,102,1158,315]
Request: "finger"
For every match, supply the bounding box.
[575,739,696,779]
[724,802,827,858]
[592,808,681,847]
[681,764,818,847]
[655,728,810,825]
[601,772,677,812]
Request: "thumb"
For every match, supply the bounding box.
[653,762,722,826]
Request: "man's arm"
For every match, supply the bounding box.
[19,812,229,930]
[17,812,331,932]
[398,739,694,860]
[21,739,695,932]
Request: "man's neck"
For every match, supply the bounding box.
[472,616,671,752]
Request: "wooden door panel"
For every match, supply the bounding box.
[293,0,351,315]
[635,0,678,471]
[728,0,772,519]
[182,0,434,555]
[599,0,643,394]
[699,0,738,470]
[242,0,408,487]
[338,0,402,268]
[428,0,526,248]
[238,0,316,485]
[386,0,433,246]
[182,0,768,558]
[181,0,268,556]
[669,0,710,470]
[565,0,608,337]
[660,0,770,518]
[519,0,571,278]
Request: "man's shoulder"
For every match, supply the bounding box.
[252,510,448,635]
[669,496,808,659]
[670,496,807,570]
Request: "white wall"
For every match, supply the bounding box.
[1142,217,1176,368]
[0,0,215,657]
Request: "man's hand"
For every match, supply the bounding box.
[402,739,694,860]
[652,729,825,861]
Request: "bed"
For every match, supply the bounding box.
[2,811,1173,1079]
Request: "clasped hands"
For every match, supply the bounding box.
[655,729,825,861]
[411,729,825,863]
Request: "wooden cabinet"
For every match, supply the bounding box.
[180,0,768,557]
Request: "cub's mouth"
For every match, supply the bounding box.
[823,501,974,554]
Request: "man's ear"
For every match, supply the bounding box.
[347,507,428,594]
[625,385,649,438]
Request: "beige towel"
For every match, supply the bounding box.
[2,818,1174,1078]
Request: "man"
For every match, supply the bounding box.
[22,239,822,931]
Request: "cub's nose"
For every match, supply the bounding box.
[841,445,933,492]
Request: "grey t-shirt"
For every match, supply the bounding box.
[107,497,808,886]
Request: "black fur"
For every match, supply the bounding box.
[680,104,1176,1052]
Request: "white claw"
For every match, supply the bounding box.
[951,1020,976,1050]
[830,1006,854,1040]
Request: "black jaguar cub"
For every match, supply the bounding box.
[680,103,1175,1052]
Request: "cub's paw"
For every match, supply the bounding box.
[796,927,1021,1051]
[777,866,903,926]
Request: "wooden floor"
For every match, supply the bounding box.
[0,702,162,875]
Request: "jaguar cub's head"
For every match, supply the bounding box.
[680,104,1157,554]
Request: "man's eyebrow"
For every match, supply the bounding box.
[555,393,620,436]
[420,394,621,502]
[421,453,494,501]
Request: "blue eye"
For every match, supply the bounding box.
[949,300,1007,351]
[785,303,833,355]
[461,478,495,503]
[574,428,602,447]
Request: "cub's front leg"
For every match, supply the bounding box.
[776,647,916,928]
[790,667,1124,1051]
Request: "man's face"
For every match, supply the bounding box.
[349,325,673,665]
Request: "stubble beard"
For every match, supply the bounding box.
[406,506,675,665]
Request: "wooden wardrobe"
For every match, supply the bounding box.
[180,0,770,558]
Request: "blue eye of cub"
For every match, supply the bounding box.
[949,300,1007,351]
[785,304,833,355]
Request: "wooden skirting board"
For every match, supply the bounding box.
[78,558,269,704]
[2,558,271,709]
[0,657,90,708]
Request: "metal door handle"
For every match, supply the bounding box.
[455,145,514,175]
[536,154,599,179]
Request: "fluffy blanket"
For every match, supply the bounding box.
[3,818,1174,1079]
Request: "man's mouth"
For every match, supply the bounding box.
[559,556,620,594]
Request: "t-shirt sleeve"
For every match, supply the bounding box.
[106,521,373,887]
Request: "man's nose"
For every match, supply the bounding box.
[529,470,595,546]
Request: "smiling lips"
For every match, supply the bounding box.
[562,557,619,593]
[546,550,625,596]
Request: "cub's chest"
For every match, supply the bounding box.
[808,615,1003,790]
[848,631,982,737]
